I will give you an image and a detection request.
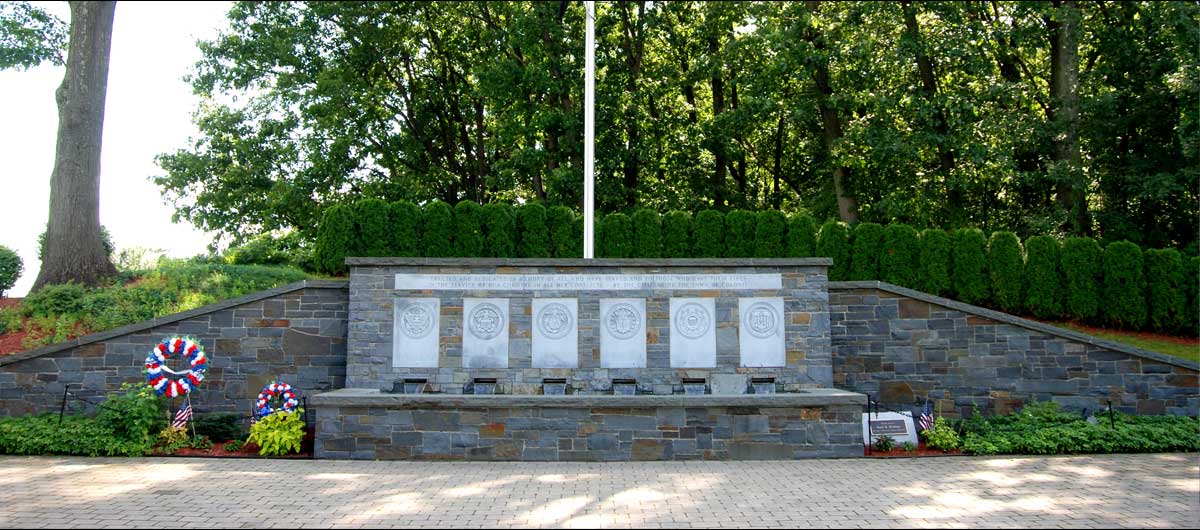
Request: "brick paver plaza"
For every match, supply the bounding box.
[1,453,1196,528]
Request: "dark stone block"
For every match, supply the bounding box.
[422,432,451,454]
[631,439,672,461]
[587,434,618,451]
[728,443,794,460]
[603,415,658,431]
[413,411,459,431]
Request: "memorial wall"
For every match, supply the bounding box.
[345,258,834,395]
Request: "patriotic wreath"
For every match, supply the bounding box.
[144,337,207,397]
[254,381,299,418]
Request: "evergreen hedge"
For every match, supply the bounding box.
[880,224,919,288]
[1101,241,1146,329]
[1062,237,1101,321]
[693,210,725,258]
[754,210,787,258]
[786,214,817,257]
[950,228,989,306]
[725,209,757,258]
[1144,248,1185,333]
[546,206,576,258]
[353,198,391,257]
[631,208,662,258]
[388,201,421,257]
[481,203,516,258]
[1023,236,1061,319]
[918,229,951,296]
[816,220,851,281]
[515,203,550,258]
[314,204,355,275]
[662,210,692,258]
[599,213,631,258]
[420,201,455,257]
[849,222,884,281]
[988,231,1024,313]
[1186,256,1200,335]
[453,200,484,258]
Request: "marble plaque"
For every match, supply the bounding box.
[463,298,509,368]
[395,273,781,291]
[738,297,786,367]
[600,298,646,368]
[669,298,716,368]
[532,298,578,368]
[393,298,440,368]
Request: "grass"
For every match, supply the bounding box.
[1050,321,1200,364]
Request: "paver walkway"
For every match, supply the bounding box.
[0,453,1196,528]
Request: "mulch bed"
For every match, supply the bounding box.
[161,430,315,459]
[864,441,963,458]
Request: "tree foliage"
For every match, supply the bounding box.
[0,245,23,298]
[0,2,67,69]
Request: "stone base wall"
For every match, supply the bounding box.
[829,282,1199,417]
[0,281,349,416]
[312,390,864,461]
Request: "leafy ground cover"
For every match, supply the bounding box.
[957,402,1199,456]
[0,259,313,355]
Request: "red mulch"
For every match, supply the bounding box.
[1036,318,1200,346]
[0,297,26,357]
[0,297,19,310]
[865,440,963,458]
[168,440,312,459]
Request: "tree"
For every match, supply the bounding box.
[31,1,118,290]
[0,2,67,69]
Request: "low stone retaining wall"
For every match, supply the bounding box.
[829,281,1199,417]
[312,389,865,461]
[0,281,349,416]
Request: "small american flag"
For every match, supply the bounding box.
[918,401,933,432]
[172,403,193,429]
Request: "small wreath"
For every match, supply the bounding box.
[144,337,207,397]
[255,381,299,418]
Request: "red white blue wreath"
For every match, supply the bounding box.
[144,337,207,397]
[255,381,299,418]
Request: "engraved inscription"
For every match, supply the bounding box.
[745,301,780,339]
[394,273,782,291]
[536,302,574,340]
[398,304,435,339]
[467,302,505,340]
[673,302,711,339]
[604,303,642,340]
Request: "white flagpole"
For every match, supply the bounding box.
[583,0,596,259]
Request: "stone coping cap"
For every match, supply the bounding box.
[310,387,866,407]
[347,257,833,267]
[0,280,349,367]
[830,280,1200,372]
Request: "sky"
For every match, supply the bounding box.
[0,1,233,297]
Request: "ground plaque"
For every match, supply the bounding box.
[670,298,716,368]
[463,298,509,368]
[861,412,919,446]
[532,298,578,368]
[600,298,646,368]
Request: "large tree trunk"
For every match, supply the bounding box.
[33,1,118,291]
[805,1,858,223]
[901,1,961,219]
[1047,0,1088,234]
[708,33,727,209]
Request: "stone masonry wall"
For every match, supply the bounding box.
[0,281,348,416]
[829,282,1199,417]
[347,259,833,395]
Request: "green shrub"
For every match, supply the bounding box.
[96,383,167,452]
[0,245,23,298]
[1186,256,1200,336]
[420,200,455,257]
[156,425,191,453]
[960,401,1200,456]
[816,220,851,281]
[352,198,391,257]
[0,384,166,457]
[693,210,725,258]
[38,223,114,261]
[20,282,88,317]
[453,200,484,257]
[193,412,248,443]
[950,228,989,305]
[1144,249,1187,334]
[630,208,662,258]
[388,201,421,256]
[786,214,818,258]
[314,204,355,275]
[248,409,306,456]
[880,224,919,288]
[724,210,757,258]
[922,417,961,451]
[1023,236,1062,319]
[872,435,896,452]
[918,229,951,296]
[224,439,245,452]
[515,203,550,258]
[546,206,576,258]
[849,222,884,281]
[572,214,585,257]
[598,213,631,258]
[1062,237,1102,321]
[753,210,787,258]
[481,203,516,258]
[1102,241,1147,329]
[988,231,1024,313]
[662,210,692,258]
